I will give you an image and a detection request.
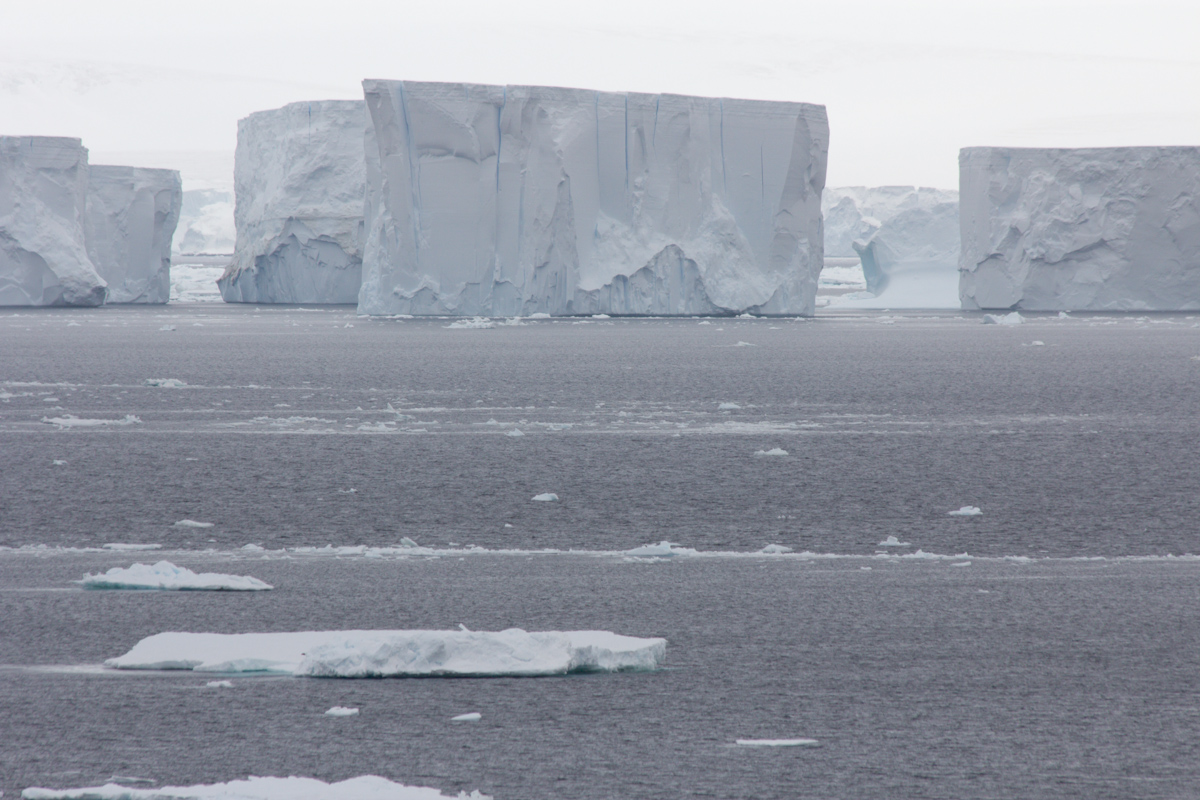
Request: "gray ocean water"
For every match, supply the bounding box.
[3,305,1200,798]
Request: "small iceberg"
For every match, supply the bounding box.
[144,378,186,388]
[753,448,788,457]
[948,506,983,517]
[80,562,273,592]
[877,535,911,547]
[982,312,1023,325]
[20,775,490,799]
[104,629,666,677]
[103,543,162,551]
[718,402,741,410]
[173,519,214,528]
[450,712,481,722]
[625,541,700,558]
[505,429,525,437]
[735,738,818,747]
[445,317,494,329]
[759,544,793,554]
[205,680,233,688]
[325,706,359,717]
[531,493,558,502]
[41,414,141,429]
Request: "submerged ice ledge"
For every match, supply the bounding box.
[22,775,489,800]
[105,629,667,676]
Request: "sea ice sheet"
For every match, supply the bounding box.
[959,146,1200,311]
[219,101,366,303]
[85,165,182,303]
[105,629,667,676]
[359,81,828,316]
[79,561,273,591]
[1,136,107,306]
[20,775,489,800]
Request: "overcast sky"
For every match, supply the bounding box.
[2,0,1197,187]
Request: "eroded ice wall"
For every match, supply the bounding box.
[220,100,365,303]
[360,81,828,316]
[85,165,182,303]
[0,136,107,306]
[960,147,1200,311]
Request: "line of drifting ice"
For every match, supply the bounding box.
[20,775,489,800]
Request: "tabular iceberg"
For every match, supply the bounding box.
[959,147,1200,311]
[105,628,667,676]
[0,136,107,306]
[79,561,273,591]
[85,165,182,303]
[219,100,366,303]
[175,188,235,255]
[21,775,489,800]
[360,81,828,316]
[822,186,959,297]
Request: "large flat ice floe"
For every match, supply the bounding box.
[359,81,828,316]
[85,165,182,303]
[959,146,1200,311]
[21,775,489,800]
[1,137,108,307]
[219,100,366,303]
[80,561,273,591]
[105,628,666,676]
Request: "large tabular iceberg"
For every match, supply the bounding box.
[85,165,182,303]
[960,147,1200,311]
[219,100,366,303]
[0,136,107,306]
[359,81,828,316]
[105,628,667,676]
[80,561,273,591]
[21,775,489,800]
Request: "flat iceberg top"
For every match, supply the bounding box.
[21,775,488,799]
[105,628,667,676]
[80,561,273,591]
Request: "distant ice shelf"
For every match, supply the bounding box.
[105,628,667,676]
[20,775,490,800]
[79,561,273,591]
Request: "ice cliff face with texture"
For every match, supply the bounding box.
[360,81,828,316]
[175,189,234,255]
[85,165,182,303]
[960,147,1200,311]
[822,186,959,296]
[219,100,365,303]
[0,136,107,306]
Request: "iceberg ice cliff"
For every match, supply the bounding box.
[21,775,489,800]
[219,100,366,303]
[175,188,235,255]
[0,136,107,306]
[106,629,667,676]
[359,81,828,316]
[960,147,1200,311]
[85,165,182,303]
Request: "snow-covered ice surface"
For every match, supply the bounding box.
[0,137,107,307]
[219,101,365,304]
[20,776,488,799]
[84,165,182,304]
[104,629,667,676]
[360,81,828,317]
[959,147,1200,311]
[79,561,272,591]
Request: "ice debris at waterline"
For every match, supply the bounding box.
[625,541,701,558]
[948,506,983,517]
[959,146,1200,311]
[878,535,912,547]
[754,448,789,457]
[79,561,273,591]
[20,776,490,800]
[41,415,141,429]
[0,136,107,307]
[735,738,819,747]
[982,312,1023,325]
[219,101,365,304]
[451,712,482,722]
[105,629,667,676]
[359,80,829,317]
[325,706,359,717]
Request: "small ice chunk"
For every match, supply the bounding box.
[735,738,818,747]
[718,402,741,410]
[528,312,551,319]
[754,448,788,457]
[759,544,793,554]
[173,519,214,528]
[625,541,699,558]
[982,312,1023,325]
[159,325,176,331]
[877,535,911,547]
[52,460,67,465]
[397,537,419,548]
[325,706,359,717]
[506,429,525,437]
[948,506,983,517]
[1029,340,1044,346]
[698,320,711,325]
[531,493,558,502]
[80,561,273,591]
[733,341,755,347]
[338,488,357,494]
[144,378,186,388]
[41,414,141,429]
[102,543,162,551]
[205,680,233,688]
[241,544,265,552]
[1058,311,1070,318]
[445,317,495,329]
[592,314,610,319]
[450,712,481,722]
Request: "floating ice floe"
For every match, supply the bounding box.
[41,415,141,429]
[159,325,176,331]
[105,629,666,676]
[735,738,818,747]
[103,543,162,551]
[174,519,214,528]
[445,317,495,330]
[531,493,558,502]
[52,460,67,465]
[982,312,1023,325]
[754,448,788,457]
[205,680,233,688]
[625,541,701,558]
[506,429,525,437]
[759,544,794,554]
[325,706,359,717]
[877,535,911,547]
[718,402,741,410]
[451,712,481,722]
[20,775,490,799]
[948,506,983,517]
[144,378,186,388]
[80,561,273,591]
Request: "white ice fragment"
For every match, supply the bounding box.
[1028,340,1045,346]
[105,629,666,676]
[759,544,793,554]
[877,535,911,547]
[159,325,176,331]
[52,460,67,465]
[241,544,265,552]
[1058,311,1070,318]
[948,506,983,517]
[103,543,162,551]
[718,402,741,410]
[80,561,272,591]
[506,429,525,437]
[205,680,233,688]
[698,320,711,325]
[325,706,360,717]
[754,448,788,457]
[735,738,818,747]
[981,312,1023,325]
[20,775,491,800]
[41,414,141,429]
[625,541,700,558]
[450,712,481,722]
[398,537,419,548]
[527,312,551,319]
[144,378,186,387]
[531,493,558,502]
[591,314,610,319]
[445,317,495,329]
[174,519,214,528]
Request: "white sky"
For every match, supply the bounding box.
[2,0,1197,188]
